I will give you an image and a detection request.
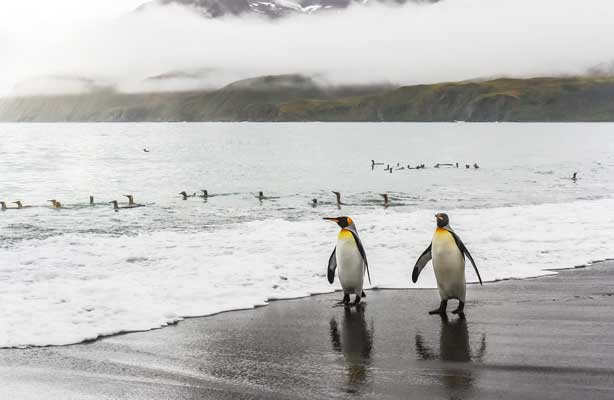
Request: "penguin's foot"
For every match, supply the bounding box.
[361,291,366,298]
[429,300,448,315]
[339,293,350,305]
[353,294,361,306]
[452,301,465,315]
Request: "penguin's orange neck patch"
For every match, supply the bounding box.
[435,227,451,237]
[338,229,354,240]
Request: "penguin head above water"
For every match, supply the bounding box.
[435,213,449,228]
[323,216,354,229]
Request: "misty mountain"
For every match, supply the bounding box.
[2,75,614,122]
[137,0,439,19]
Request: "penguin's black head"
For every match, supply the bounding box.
[323,216,353,228]
[435,213,449,227]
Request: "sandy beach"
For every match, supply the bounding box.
[2,261,614,399]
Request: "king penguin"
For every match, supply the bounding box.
[412,213,482,315]
[324,216,371,306]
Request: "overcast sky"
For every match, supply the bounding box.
[1,0,614,96]
[1,1,144,32]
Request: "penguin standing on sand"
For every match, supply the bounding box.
[324,216,371,306]
[412,213,482,315]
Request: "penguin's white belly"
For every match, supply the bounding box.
[336,230,364,294]
[432,229,466,301]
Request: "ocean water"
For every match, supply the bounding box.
[1,122,613,348]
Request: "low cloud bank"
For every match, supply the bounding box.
[2,0,614,96]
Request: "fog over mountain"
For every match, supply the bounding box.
[1,0,614,96]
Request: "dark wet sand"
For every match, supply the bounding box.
[2,261,614,399]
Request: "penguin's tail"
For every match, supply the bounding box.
[361,291,366,298]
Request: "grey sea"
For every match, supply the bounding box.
[1,122,613,348]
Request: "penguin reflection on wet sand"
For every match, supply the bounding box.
[324,216,371,306]
[412,213,482,315]
[329,307,373,387]
[415,315,486,395]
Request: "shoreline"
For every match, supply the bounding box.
[2,261,614,399]
[3,259,609,350]
[3,258,612,350]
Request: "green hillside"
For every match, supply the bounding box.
[2,75,614,122]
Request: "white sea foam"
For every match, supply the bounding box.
[0,198,612,348]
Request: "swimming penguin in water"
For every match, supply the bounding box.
[380,193,389,207]
[572,172,578,181]
[311,198,318,207]
[332,191,346,206]
[47,200,61,209]
[121,195,144,208]
[412,213,482,316]
[110,200,142,211]
[179,191,196,200]
[13,200,33,209]
[256,192,279,201]
[89,196,95,205]
[198,190,209,198]
[324,216,371,306]
[370,160,384,170]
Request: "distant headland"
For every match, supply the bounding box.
[2,74,614,122]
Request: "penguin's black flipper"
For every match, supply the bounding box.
[412,243,432,283]
[445,227,483,286]
[347,228,371,285]
[327,247,337,284]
